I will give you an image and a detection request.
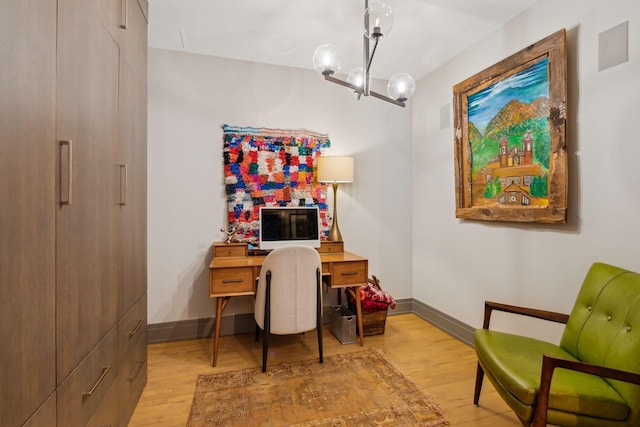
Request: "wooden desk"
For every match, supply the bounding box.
[209,242,368,366]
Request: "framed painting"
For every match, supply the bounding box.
[453,29,567,223]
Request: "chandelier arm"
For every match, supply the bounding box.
[324,75,405,107]
[366,37,380,77]
[369,90,406,107]
[324,75,362,93]
[363,34,370,96]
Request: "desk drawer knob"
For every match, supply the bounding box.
[341,272,358,276]
[222,279,243,283]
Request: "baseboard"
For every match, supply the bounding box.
[147,298,475,347]
[411,299,475,347]
[147,313,255,343]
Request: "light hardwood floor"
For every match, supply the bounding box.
[129,313,520,426]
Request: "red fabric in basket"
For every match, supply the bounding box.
[359,283,396,309]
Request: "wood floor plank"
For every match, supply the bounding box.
[129,313,520,426]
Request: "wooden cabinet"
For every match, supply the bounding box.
[1,0,147,425]
[117,2,149,420]
[118,0,148,316]
[56,0,121,383]
[0,1,57,426]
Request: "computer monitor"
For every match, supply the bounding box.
[259,206,321,250]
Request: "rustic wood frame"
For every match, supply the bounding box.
[453,29,568,223]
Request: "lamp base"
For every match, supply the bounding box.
[327,221,342,242]
[327,182,343,242]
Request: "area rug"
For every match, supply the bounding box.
[187,348,449,426]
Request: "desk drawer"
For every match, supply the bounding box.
[332,261,367,285]
[211,267,255,294]
[318,241,343,254]
[213,243,248,258]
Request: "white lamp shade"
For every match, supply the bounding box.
[317,156,354,183]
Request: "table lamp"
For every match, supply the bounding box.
[317,156,354,241]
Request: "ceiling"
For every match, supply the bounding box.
[148,0,541,81]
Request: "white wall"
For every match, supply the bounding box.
[147,49,413,324]
[412,0,640,342]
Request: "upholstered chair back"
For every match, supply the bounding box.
[254,245,322,335]
[560,262,640,425]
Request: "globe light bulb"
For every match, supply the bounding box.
[364,3,393,39]
[387,73,415,102]
[347,68,366,90]
[312,44,342,76]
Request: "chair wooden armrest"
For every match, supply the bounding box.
[532,354,640,427]
[483,301,570,329]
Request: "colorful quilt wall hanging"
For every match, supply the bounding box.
[222,124,331,245]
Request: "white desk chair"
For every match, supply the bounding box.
[254,245,323,372]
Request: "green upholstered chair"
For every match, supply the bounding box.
[474,262,640,427]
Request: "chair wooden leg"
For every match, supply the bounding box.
[474,362,484,405]
[316,268,323,364]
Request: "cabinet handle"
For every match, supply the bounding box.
[121,0,129,29]
[82,366,111,399]
[120,164,128,206]
[129,318,144,337]
[129,360,145,382]
[341,271,359,276]
[222,279,243,284]
[60,140,73,205]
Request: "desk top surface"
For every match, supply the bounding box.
[210,250,367,269]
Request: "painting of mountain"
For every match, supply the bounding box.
[453,29,567,223]
[466,56,551,207]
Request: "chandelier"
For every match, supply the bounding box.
[312,1,415,107]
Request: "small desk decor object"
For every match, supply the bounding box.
[219,227,239,244]
[209,241,369,366]
[453,29,568,223]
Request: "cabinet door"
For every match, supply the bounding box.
[56,0,120,383]
[0,1,57,425]
[120,0,148,77]
[118,0,148,316]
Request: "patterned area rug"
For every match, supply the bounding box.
[187,348,449,426]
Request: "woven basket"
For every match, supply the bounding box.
[352,275,388,336]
